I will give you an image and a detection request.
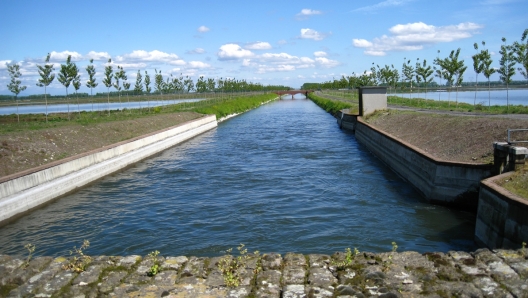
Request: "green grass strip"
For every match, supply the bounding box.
[388,95,528,114]
[307,92,356,114]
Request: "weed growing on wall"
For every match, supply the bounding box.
[333,247,360,269]
[383,242,398,272]
[147,250,161,276]
[218,244,260,287]
[22,243,35,268]
[63,240,91,273]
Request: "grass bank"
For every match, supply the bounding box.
[307,92,357,115]
[388,95,528,114]
[0,93,277,177]
[0,93,277,134]
[498,163,528,200]
[192,93,277,119]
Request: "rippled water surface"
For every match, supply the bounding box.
[0,97,477,257]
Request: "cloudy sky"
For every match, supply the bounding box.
[0,0,526,96]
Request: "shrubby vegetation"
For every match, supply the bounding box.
[307,92,355,115]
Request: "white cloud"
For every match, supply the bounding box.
[198,25,210,33]
[217,44,254,60]
[353,22,483,56]
[277,40,288,45]
[296,8,322,19]
[315,57,340,68]
[187,61,211,69]
[299,8,322,15]
[187,48,206,54]
[300,28,328,41]
[49,51,83,62]
[353,0,414,12]
[352,39,373,48]
[257,65,296,73]
[85,51,111,60]
[313,51,327,57]
[115,50,186,67]
[0,60,12,69]
[245,42,272,50]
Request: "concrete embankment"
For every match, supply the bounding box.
[0,115,218,226]
[337,111,493,211]
[1,248,527,297]
[476,172,528,249]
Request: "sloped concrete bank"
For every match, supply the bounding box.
[336,111,493,211]
[1,248,527,297]
[0,115,218,226]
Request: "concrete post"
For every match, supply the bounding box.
[358,87,387,116]
[493,142,528,175]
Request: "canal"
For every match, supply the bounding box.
[0,96,477,257]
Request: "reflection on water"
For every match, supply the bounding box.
[395,89,527,106]
[0,96,477,257]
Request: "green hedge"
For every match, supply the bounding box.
[307,93,353,115]
[192,93,277,119]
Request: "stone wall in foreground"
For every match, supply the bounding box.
[1,248,526,297]
[0,115,218,225]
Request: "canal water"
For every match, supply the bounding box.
[396,89,527,106]
[0,98,204,115]
[0,96,477,257]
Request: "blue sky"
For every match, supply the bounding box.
[1,0,527,96]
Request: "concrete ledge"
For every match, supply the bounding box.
[475,173,528,249]
[337,110,493,210]
[0,115,217,225]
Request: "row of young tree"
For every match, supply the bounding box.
[303,29,528,107]
[5,54,291,122]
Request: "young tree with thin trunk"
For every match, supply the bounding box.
[435,49,465,107]
[513,29,528,87]
[472,42,484,106]
[71,62,81,116]
[58,55,74,120]
[85,59,97,112]
[498,37,516,111]
[122,69,131,112]
[6,62,27,123]
[113,66,124,110]
[481,49,496,108]
[134,70,143,95]
[102,59,114,116]
[402,59,414,100]
[134,70,143,111]
[36,53,55,122]
[184,76,194,93]
[144,71,152,111]
[416,59,434,100]
[154,69,164,102]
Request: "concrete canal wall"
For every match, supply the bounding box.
[337,111,493,210]
[0,115,218,225]
[333,86,527,249]
[476,172,528,249]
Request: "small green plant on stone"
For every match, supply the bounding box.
[218,244,254,287]
[334,247,360,269]
[147,250,161,276]
[63,240,91,273]
[23,243,35,268]
[521,241,527,258]
[383,242,398,272]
